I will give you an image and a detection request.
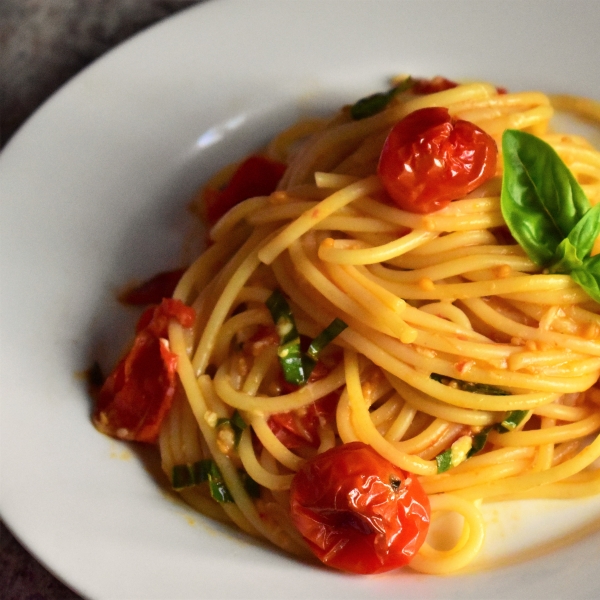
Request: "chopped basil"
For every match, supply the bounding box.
[467,427,491,457]
[266,289,306,385]
[208,476,234,504]
[216,410,247,447]
[306,318,347,359]
[171,459,233,503]
[171,463,195,489]
[501,130,600,303]
[498,409,530,432]
[266,289,347,385]
[304,317,348,378]
[430,373,510,396]
[350,77,415,120]
[240,471,261,498]
[435,449,453,473]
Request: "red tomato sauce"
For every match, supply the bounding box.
[93,298,195,443]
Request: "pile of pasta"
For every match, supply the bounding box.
[160,79,600,574]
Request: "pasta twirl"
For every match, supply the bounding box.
[94,75,600,575]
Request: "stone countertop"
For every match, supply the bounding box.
[0,2,206,598]
[1,0,206,147]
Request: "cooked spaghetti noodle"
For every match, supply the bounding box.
[112,77,600,574]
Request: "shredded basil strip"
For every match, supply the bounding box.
[467,427,491,457]
[266,289,306,385]
[498,409,530,432]
[240,471,261,498]
[303,317,348,378]
[216,410,247,447]
[171,463,195,489]
[171,459,234,503]
[350,77,414,120]
[307,318,348,359]
[436,449,453,474]
[501,129,600,302]
[208,476,234,504]
[266,290,347,385]
[430,373,510,396]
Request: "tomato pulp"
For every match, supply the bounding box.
[378,106,497,214]
[93,298,195,443]
[290,442,430,574]
[203,155,287,225]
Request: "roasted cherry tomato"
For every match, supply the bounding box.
[203,155,287,225]
[289,442,430,574]
[93,298,195,443]
[412,76,458,94]
[242,326,340,450]
[378,106,497,214]
[268,390,338,450]
[268,357,339,450]
[119,268,187,305]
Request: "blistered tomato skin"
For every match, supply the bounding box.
[378,106,498,214]
[289,442,430,574]
[93,298,195,443]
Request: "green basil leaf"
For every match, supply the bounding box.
[467,428,491,458]
[266,289,307,385]
[435,449,453,474]
[497,410,530,432]
[430,373,510,396]
[171,464,194,489]
[350,77,414,120]
[501,130,591,266]
[566,204,600,258]
[208,477,234,503]
[583,254,600,277]
[239,471,261,498]
[552,207,600,300]
[571,267,600,304]
[216,410,247,447]
[550,237,584,274]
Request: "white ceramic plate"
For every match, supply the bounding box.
[2,1,600,598]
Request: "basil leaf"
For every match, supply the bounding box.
[240,471,261,498]
[216,410,247,447]
[498,410,529,432]
[171,464,194,489]
[430,373,510,396]
[435,449,452,474]
[583,253,600,273]
[571,267,600,303]
[550,207,600,298]
[550,237,584,274]
[565,203,600,259]
[501,130,591,266]
[266,289,307,385]
[467,427,491,457]
[350,77,414,120]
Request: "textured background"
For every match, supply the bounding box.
[0,2,206,597]
[1,0,206,147]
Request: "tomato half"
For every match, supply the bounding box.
[378,106,498,214]
[203,155,287,225]
[268,391,338,450]
[119,268,187,305]
[93,298,195,443]
[289,442,430,574]
[412,76,458,95]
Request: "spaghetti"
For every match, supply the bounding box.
[95,75,600,575]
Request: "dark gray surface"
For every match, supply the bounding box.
[0,2,206,597]
[1,0,206,147]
